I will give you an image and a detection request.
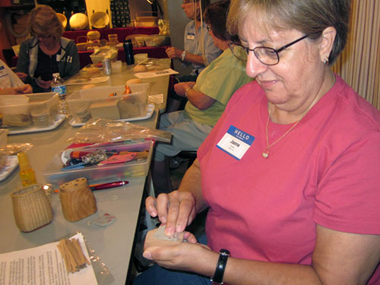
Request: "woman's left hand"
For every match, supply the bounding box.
[174,82,193,97]
[143,233,217,274]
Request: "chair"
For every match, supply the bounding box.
[177,150,197,169]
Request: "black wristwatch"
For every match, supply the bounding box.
[211,249,230,284]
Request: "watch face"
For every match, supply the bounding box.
[220,249,230,255]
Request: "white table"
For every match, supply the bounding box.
[0,62,170,284]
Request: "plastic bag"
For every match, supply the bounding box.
[68,118,171,144]
[0,142,33,155]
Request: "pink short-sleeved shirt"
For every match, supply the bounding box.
[198,75,380,283]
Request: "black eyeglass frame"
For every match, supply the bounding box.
[230,34,309,66]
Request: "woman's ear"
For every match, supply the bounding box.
[319,27,336,64]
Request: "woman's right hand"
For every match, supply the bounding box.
[146,190,198,237]
[15,72,28,82]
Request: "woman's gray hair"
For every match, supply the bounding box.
[227,0,351,65]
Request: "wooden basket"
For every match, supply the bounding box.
[11,184,53,232]
[59,177,97,222]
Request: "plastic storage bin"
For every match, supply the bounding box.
[67,83,149,123]
[43,140,154,186]
[90,47,118,64]
[0,92,59,127]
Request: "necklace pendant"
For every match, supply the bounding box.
[262,147,270,158]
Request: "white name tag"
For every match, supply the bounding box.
[217,126,254,160]
[187,33,195,40]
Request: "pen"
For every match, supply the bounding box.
[53,181,129,193]
[90,181,129,190]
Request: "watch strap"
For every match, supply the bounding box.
[211,249,230,284]
[181,50,187,61]
[185,86,191,97]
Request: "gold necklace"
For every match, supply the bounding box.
[262,112,301,158]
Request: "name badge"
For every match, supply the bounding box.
[187,33,195,40]
[217,126,254,160]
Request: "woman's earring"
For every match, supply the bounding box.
[323,56,329,64]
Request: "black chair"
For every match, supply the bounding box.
[177,150,197,169]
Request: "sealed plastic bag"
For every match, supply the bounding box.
[69,118,171,144]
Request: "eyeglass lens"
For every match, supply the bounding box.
[230,35,308,65]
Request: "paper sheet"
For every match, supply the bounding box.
[134,68,179,78]
[0,233,98,285]
[66,76,110,85]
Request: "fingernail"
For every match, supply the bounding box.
[165,226,174,236]
[143,250,152,260]
[160,216,167,223]
[176,224,182,233]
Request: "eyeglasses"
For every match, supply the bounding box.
[229,35,308,66]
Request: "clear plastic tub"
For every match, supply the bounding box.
[89,47,118,64]
[0,92,59,127]
[43,140,154,186]
[67,83,150,123]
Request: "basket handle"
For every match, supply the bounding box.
[76,36,88,43]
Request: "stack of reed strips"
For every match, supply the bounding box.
[57,238,90,273]
[11,184,53,232]
[59,177,97,221]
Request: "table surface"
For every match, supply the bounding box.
[0,61,170,284]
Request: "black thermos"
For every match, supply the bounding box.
[123,39,134,65]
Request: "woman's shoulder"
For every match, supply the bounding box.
[20,37,37,48]
[333,75,380,129]
[60,37,75,46]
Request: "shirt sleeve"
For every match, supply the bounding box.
[15,41,30,75]
[203,33,222,66]
[196,53,249,105]
[313,132,380,235]
[0,59,24,88]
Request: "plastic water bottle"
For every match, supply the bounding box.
[51,73,70,117]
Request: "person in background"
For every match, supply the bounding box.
[135,0,380,284]
[166,0,223,111]
[151,0,252,196]
[15,5,80,93]
[0,59,32,95]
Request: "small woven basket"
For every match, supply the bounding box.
[11,184,53,232]
[59,177,97,222]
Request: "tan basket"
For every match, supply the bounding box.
[11,184,53,232]
[135,11,158,27]
[59,177,97,222]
